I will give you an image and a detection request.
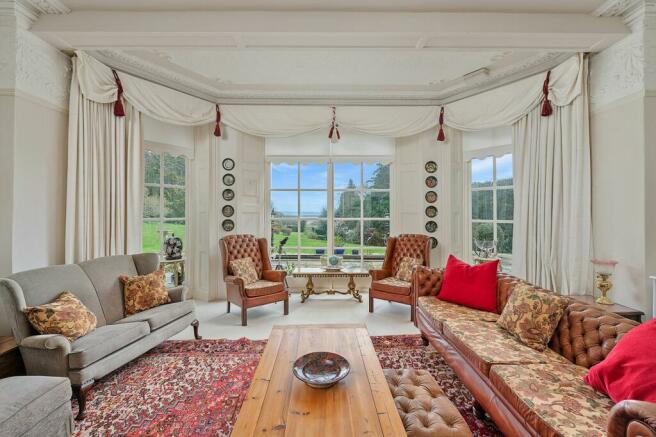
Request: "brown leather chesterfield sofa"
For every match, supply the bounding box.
[412,266,656,437]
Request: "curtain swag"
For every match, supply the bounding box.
[74,51,584,138]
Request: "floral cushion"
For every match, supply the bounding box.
[372,277,412,295]
[23,291,97,341]
[490,363,613,437]
[120,268,171,315]
[497,283,568,351]
[443,319,570,375]
[244,280,285,297]
[417,296,499,332]
[230,257,259,285]
[395,256,422,282]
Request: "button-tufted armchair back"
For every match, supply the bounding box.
[385,234,430,275]
[221,234,271,278]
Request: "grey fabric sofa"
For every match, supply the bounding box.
[0,376,73,437]
[0,253,201,420]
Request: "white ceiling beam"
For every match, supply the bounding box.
[32,11,628,52]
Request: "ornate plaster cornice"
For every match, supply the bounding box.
[594,0,643,17]
[21,0,69,15]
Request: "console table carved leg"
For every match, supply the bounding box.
[348,276,363,302]
[301,275,314,303]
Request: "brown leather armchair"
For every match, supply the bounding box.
[220,234,289,326]
[368,234,430,321]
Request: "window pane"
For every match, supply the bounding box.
[144,186,160,218]
[334,162,361,189]
[163,154,186,186]
[271,191,297,217]
[144,150,160,184]
[497,189,514,221]
[271,162,298,189]
[363,192,390,218]
[363,220,389,247]
[162,220,186,252]
[271,220,298,247]
[334,191,361,218]
[496,154,513,186]
[300,163,328,189]
[472,222,494,251]
[334,220,361,246]
[300,219,327,247]
[471,157,493,188]
[471,190,493,220]
[142,221,160,253]
[164,187,185,218]
[300,191,327,217]
[364,163,390,189]
[497,223,513,254]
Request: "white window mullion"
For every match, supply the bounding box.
[327,160,334,257]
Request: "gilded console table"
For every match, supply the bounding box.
[291,267,369,303]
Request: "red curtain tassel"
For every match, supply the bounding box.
[437,107,446,142]
[541,70,553,117]
[328,125,335,139]
[214,105,222,137]
[112,70,125,117]
[328,106,340,141]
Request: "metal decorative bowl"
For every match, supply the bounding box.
[293,352,350,389]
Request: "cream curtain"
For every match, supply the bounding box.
[65,60,143,263]
[511,58,592,294]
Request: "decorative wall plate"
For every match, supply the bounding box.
[425,161,438,173]
[222,205,234,217]
[222,189,235,201]
[425,176,438,188]
[222,158,235,171]
[425,221,437,233]
[429,237,439,249]
[222,219,235,232]
[425,191,438,203]
[425,206,438,218]
[222,173,235,186]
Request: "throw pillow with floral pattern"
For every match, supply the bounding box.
[497,283,568,351]
[120,268,171,315]
[395,256,422,282]
[23,291,97,341]
[230,257,259,285]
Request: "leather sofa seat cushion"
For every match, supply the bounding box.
[244,280,284,297]
[384,369,472,437]
[68,322,149,369]
[443,320,569,376]
[372,277,411,295]
[418,296,499,333]
[115,300,194,331]
[0,376,72,437]
[490,363,613,437]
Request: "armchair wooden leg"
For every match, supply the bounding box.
[284,298,289,315]
[410,306,415,322]
[192,319,202,340]
[241,307,247,326]
[227,301,231,313]
[369,294,374,313]
[72,379,94,420]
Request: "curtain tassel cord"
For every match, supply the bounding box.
[541,70,553,117]
[112,70,126,117]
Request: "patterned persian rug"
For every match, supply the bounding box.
[73,335,501,437]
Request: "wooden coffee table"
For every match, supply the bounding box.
[291,267,369,303]
[232,324,405,437]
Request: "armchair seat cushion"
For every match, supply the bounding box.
[244,280,285,297]
[372,277,411,295]
[115,300,195,331]
[0,376,72,437]
[68,322,149,369]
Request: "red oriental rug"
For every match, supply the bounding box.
[73,335,501,436]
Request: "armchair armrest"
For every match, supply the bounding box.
[608,400,656,437]
[369,269,392,281]
[21,334,71,354]
[262,270,286,283]
[167,285,187,303]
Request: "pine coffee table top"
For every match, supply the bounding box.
[232,324,405,437]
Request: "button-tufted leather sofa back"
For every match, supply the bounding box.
[221,234,267,278]
[388,234,431,275]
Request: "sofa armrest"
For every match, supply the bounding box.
[262,270,286,283]
[369,269,392,281]
[21,334,71,354]
[608,400,656,437]
[413,266,444,298]
[167,285,187,302]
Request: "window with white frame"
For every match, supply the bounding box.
[269,161,391,266]
[470,153,513,259]
[143,149,188,253]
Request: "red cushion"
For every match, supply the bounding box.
[437,255,498,313]
[584,319,656,403]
